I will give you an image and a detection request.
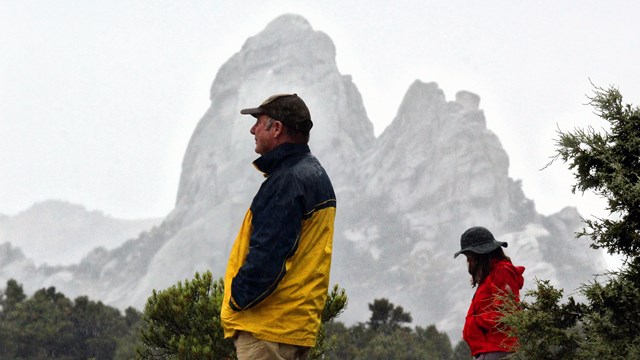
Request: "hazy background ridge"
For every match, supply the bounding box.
[2,1,639,222]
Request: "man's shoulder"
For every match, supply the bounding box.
[290,154,331,180]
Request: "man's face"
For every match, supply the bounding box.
[250,114,277,155]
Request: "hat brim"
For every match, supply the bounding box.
[454,241,507,258]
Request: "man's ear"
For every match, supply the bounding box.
[272,120,285,137]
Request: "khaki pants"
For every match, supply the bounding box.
[234,331,311,360]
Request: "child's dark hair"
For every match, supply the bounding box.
[469,248,510,287]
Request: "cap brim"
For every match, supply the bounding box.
[240,107,263,116]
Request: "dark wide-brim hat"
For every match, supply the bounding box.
[453,226,507,258]
[240,93,313,133]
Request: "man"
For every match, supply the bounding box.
[454,226,525,360]
[221,94,336,360]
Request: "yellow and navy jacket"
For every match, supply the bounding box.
[221,143,336,347]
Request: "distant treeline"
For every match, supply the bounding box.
[0,279,142,359]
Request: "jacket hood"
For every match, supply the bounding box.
[515,265,525,289]
[492,258,525,290]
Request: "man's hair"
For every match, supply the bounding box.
[264,116,275,130]
[266,115,309,144]
[468,248,510,287]
[283,125,310,144]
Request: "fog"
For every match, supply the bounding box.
[2,2,638,274]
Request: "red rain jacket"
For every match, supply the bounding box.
[463,258,525,356]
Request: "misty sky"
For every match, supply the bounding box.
[1,1,639,220]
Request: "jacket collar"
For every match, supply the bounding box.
[253,143,310,176]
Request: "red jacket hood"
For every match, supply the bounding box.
[491,258,525,289]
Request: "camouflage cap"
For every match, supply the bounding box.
[240,93,313,133]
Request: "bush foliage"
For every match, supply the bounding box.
[138,271,348,359]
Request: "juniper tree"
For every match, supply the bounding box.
[501,84,640,359]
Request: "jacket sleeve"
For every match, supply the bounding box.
[474,266,519,331]
[229,176,304,311]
